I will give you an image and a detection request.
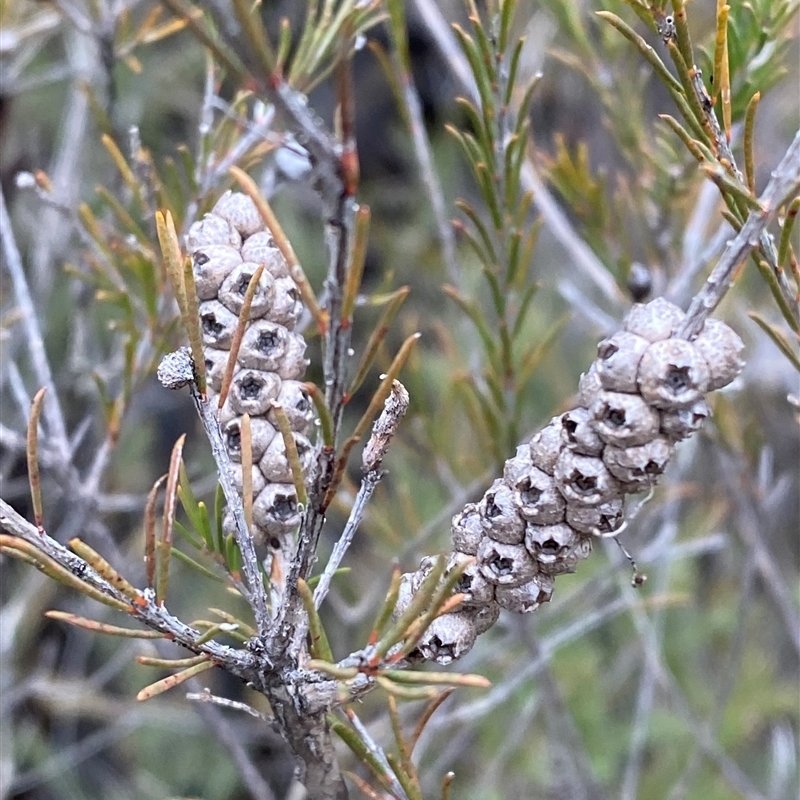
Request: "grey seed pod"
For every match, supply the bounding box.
[187,213,241,251]
[277,332,309,380]
[503,444,534,486]
[238,321,292,371]
[203,348,230,392]
[591,391,661,447]
[596,330,650,393]
[603,437,674,490]
[660,398,711,441]
[560,407,604,456]
[529,418,564,475]
[554,450,620,507]
[451,556,495,607]
[566,497,624,535]
[479,479,526,544]
[495,573,555,613]
[192,245,243,300]
[637,338,710,409]
[218,263,276,319]
[508,466,566,525]
[451,503,484,556]
[240,231,290,279]
[578,364,604,409]
[228,369,282,416]
[418,612,477,665]
[477,538,537,586]
[469,602,501,634]
[268,380,315,435]
[228,464,267,497]
[524,523,587,575]
[259,432,314,483]
[199,300,239,349]
[692,318,745,391]
[393,573,415,618]
[252,483,301,535]
[213,392,238,425]
[223,416,277,463]
[211,190,263,237]
[270,276,304,329]
[623,297,685,342]
[413,552,480,595]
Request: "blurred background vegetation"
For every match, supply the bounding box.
[1,0,798,798]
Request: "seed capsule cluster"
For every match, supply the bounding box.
[188,191,315,563]
[397,298,744,665]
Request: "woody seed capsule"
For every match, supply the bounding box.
[578,364,604,409]
[187,213,241,251]
[418,612,477,665]
[660,398,710,441]
[508,467,566,525]
[199,300,239,349]
[451,557,496,607]
[268,381,315,435]
[259,431,314,483]
[469,602,501,634]
[192,245,243,300]
[596,330,650,392]
[238,321,293,372]
[529,418,564,475]
[495,573,555,613]
[218,263,276,319]
[228,464,267,497]
[560,407,604,456]
[602,437,674,490]
[252,483,302,535]
[477,538,537,586]
[204,348,230,392]
[212,190,264,237]
[591,391,661,447]
[554,450,620,507]
[228,370,282,416]
[270,276,304,329]
[276,332,309,380]
[637,338,710,409]
[223,416,277,463]
[240,231,290,279]
[451,504,484,556]
[565,497,624,535]
[623,297,685,342]
[479,480,526,544]
[524,523,588,575]
[692,318,745,391]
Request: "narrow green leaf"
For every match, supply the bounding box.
[744,92,760,194]
[171,546,225,583]
[45,610,165,638]
[442,285,497,361]
[136,659,213,701]
[298,577,334,661]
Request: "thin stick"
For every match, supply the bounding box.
[314,381,410,610]
[679,130,800,337]
[0,187,71,464]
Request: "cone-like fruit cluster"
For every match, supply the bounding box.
[187,191,315,562]
[397,298,744,665]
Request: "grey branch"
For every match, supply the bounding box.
[0,498,257,676]
[678,129,800,338]
[0,186,71,468]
